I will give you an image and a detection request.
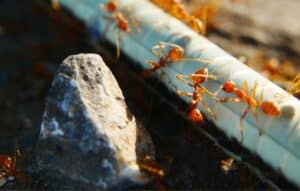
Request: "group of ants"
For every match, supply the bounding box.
[1,0,299,188]
[97,0,284,183]
[99,0,281,137]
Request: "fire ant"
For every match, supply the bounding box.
[216,80,281,142]
[220,158,237,174]
[138,155,170,190]
[51,0,61,11]
[176,68,219,123]
[144,42,211,77]
[151,0,206,34]
[0,147,28,187]
[289,73,300,99]
[99,0,140,58]
[189,0,219,34]
[139,155,164,178]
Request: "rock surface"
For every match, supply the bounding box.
[37,54,154,189]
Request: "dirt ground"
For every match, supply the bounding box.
[0,0,299,189]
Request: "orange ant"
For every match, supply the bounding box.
[220,158,237,174]
[170,2,189,21]
[176,68,219,123]
[216,80,280,142]
[139,155,165,178]
[289,73,300,99]
[0,147,28,187]
[151,0,181,11]
[151,0,206,34]
[138,155,168,190]
[144,42,211,77]
[186,15,205,34]
[99,0,140,58]
[189,0,219,34]
[51,0,61,11]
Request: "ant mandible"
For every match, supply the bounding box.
[216,80,280,142]
[144,42,211,77]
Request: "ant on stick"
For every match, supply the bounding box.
[144,42,210,77]
[176,68,219,123]
[216,80,280,142]
[151,0,206,34]
[100,0,140,58]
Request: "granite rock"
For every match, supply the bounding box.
[37,54,154,189]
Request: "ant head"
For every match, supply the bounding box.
[222,81,236,93]
[191,68,208,84]
[168,47,184,62]
[106,1,118,13]
[115,13,129,32]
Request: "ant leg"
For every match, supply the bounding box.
[11,147,20,173]
[250,81,258,97]
[242,80,249,95]
[150,43,163,58]
[176,74,194,87]
[142,62,159,78]
[115,30,121,59]
[145,60,158,67]
[176,73,217,87]
[178,57,212,64]
[176,90,193,97]
[201,85,218,98]
[213,84,225,97]
[215,97,242,103]
[189,73,218,80]
[240,106,250,143]
[157,42,183,50]
[207,66,224,80]
[152,42,168,58]
[258,88,264,105]
[252,107,261,135]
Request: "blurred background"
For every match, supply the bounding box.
[0,0,299,189]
